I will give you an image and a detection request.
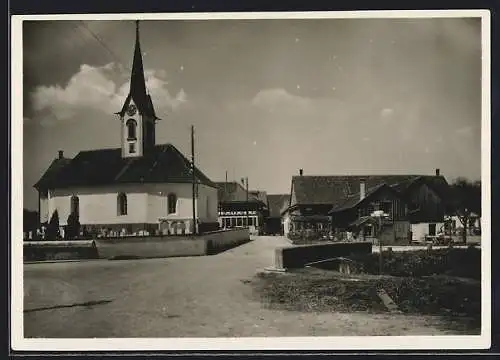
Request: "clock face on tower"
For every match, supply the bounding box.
[127,104,137,116]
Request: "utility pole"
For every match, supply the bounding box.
[191,125,197,235]
[225,170,228,200]
[379,215,383,275]
[393,200,396,244]
[245,177,249,229]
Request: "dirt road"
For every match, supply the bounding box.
[24,236,457,338]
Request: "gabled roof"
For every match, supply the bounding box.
[330,183,389,212]
[267,194,290,218]
[290,175,418,208]
[215,182,247,202]
[215,182,268,206]
[329,183,405,214]
[34,144,216,190]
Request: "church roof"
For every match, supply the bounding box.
[33,157,72,191]
[34,144,216,190]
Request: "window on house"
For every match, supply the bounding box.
[70,195,79,216]
[126,119,137,140]
[117,193,127,216]
[429,223,436,236]
[129,143,136,154]
[167,193,177,214]
[237,218,242,226]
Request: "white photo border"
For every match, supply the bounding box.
[11,9,492,351]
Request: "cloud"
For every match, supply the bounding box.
[251,88,312,109]
[380,108,394,118]
[30,62,187,125]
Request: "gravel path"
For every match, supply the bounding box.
[24,236,456,338]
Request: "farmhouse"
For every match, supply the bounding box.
[34,22,219,238]
[281,169,453,243]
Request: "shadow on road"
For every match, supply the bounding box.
[24,299,113,313]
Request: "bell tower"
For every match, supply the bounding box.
[117,20,158,158]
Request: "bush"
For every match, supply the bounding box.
[66,212,81,239]
[46,210,61,240]
[287,229,331,244]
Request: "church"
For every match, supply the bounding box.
[34,21,219,238]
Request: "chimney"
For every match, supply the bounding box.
[58,150,64,159]
[359,178,366,201]
[435,168,440,176]
[299,169,303,176]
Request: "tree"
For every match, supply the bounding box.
[450,178,481,244]
[66,212,81,240]
[47,210,61,240]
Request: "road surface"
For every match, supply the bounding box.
[24,236,461,338]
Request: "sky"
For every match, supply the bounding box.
[22,17,482,211]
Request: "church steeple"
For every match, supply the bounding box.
[130,20,148,107]
[118,20,158,159]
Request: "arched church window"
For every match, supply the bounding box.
[126,119,137,140]
[118,193,127,216]
[167,193,177,214]
[70,195,79,216]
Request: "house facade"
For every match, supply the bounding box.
[329,183,411,244]
[34,21,218,238]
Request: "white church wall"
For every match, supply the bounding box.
[39,195,49,223]
[47,182,219,227]
[145,183,218,224]
[49,185,148,226]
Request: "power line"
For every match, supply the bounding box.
[76,20,131,73]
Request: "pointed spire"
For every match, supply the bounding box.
[130,20,147,106]
[117,20,158,119]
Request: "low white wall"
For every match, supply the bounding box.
[23,229,250,261]
[204,228,250,250]
[94,237,207,259]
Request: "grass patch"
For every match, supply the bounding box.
[253,268,480,332]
